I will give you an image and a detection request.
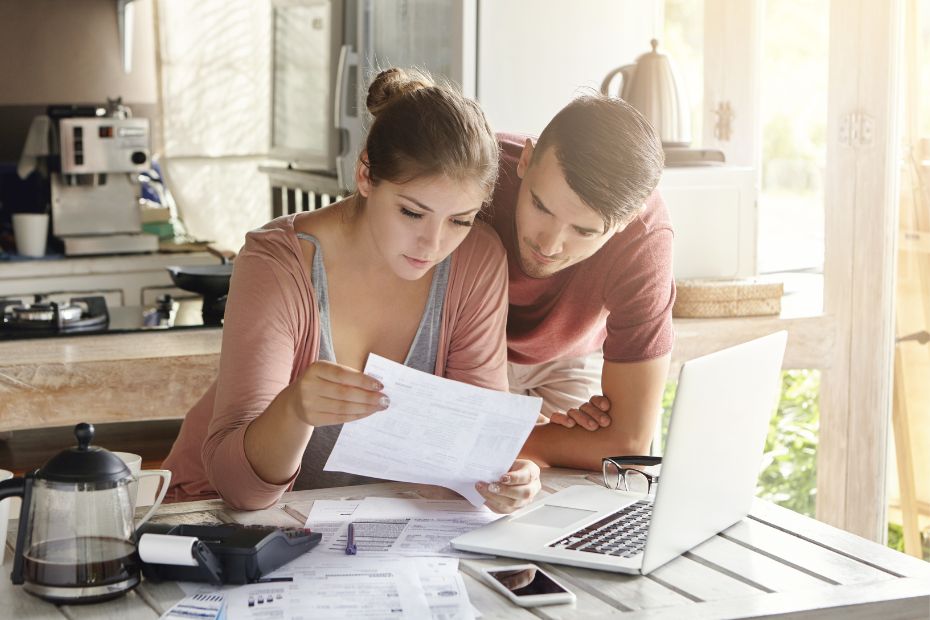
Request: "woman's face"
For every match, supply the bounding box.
[357,165,485,281]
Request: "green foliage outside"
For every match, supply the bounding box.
[756,370,820,516]
[887,522,930,559]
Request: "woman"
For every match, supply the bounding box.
[163,68,540,514]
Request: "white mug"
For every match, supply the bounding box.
[111,452,171,528]
[0,469,12,563]
[12,213,49,258]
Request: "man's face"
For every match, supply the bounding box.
[513,142,623,278]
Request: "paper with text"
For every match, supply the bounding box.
[324,354,541,505]
[301,498,498,558]
[225,557,474,620]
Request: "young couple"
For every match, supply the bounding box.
[163,67,674,515]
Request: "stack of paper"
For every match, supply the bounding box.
[161,350,542,619]
[166,557,473,620]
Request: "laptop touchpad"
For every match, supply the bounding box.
[513,505,597,528]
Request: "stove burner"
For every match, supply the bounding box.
[0,296,110,334]
[10,303,84,323]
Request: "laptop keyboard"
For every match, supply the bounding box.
[548,500,653,558]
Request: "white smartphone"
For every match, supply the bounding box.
[481,564,576,607]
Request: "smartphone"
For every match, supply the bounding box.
[481,564,576,607]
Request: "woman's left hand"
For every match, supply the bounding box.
[476,459,541,514]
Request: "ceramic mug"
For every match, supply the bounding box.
[12,213,49,258]
[111,452,171,527]
[0,469,12,563]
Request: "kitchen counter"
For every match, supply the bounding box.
[0,328,221,433]
[0,308,834,433]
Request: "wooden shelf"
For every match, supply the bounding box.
[673,313,834,375]
[672,271,829,374]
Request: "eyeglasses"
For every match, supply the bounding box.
[601,456,662,494]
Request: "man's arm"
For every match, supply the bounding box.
[521,354,670,470]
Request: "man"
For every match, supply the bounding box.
[487,95,674,471]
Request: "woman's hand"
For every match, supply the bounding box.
[289,361,390,427]
[476,459,541,513]
[548,395,612,431]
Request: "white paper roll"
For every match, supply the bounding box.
[138,533,200,567]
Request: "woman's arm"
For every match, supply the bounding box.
[202,239,389,510]
[243,361,388,487]
[201,248,309,509]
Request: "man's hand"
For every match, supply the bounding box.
[476,459,541,513]
[548,395,612,431]
[521,355,669,471]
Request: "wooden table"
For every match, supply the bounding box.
[4,469,930,619]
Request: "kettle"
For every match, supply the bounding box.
[0,423,150,603]
[600,39,692,147]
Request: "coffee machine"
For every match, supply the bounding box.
[50,109,158,256]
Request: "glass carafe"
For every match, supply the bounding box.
[0,423,141,603]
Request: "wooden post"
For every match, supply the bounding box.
[819,0,904,541]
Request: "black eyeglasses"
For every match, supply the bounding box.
[601,455,662,494]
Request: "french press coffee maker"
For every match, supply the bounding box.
[0,423,142,603]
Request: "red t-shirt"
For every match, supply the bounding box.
[489,133,676,365]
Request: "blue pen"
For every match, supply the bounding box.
[345,522,357,555]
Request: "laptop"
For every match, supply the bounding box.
[452,331,787,575]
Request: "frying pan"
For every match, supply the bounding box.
[166,263,234,325]
[166,264,234,298]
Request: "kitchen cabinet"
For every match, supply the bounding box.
[658,166,757,280]
[0,251,222,306]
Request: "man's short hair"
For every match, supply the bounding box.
[533,94,664,229]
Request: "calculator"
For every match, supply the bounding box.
[138,522,322,585]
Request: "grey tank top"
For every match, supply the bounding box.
[294,232,450,490]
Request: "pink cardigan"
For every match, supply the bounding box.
[162,214,509,509]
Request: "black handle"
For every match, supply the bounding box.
[191,541,224,586]
[0,477,25,501]
[1,474,34,586]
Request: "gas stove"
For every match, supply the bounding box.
[0,295,219,341]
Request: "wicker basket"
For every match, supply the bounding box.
[673,278,784,318]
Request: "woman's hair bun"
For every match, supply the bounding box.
[366,68,435,117]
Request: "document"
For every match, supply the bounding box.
[222,557,474,620]
[301,498,498,558]
[169,501,485,619]
[324,354,542,505]
[408,557,474,620]
[159,592,226,619]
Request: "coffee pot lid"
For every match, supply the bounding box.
[38,423,133,483]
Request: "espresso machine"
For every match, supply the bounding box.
[50,109,158,256]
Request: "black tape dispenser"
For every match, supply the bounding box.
[137,522,322,585]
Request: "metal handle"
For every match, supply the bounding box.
[334,44,354,132]
[334,44,361,192]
